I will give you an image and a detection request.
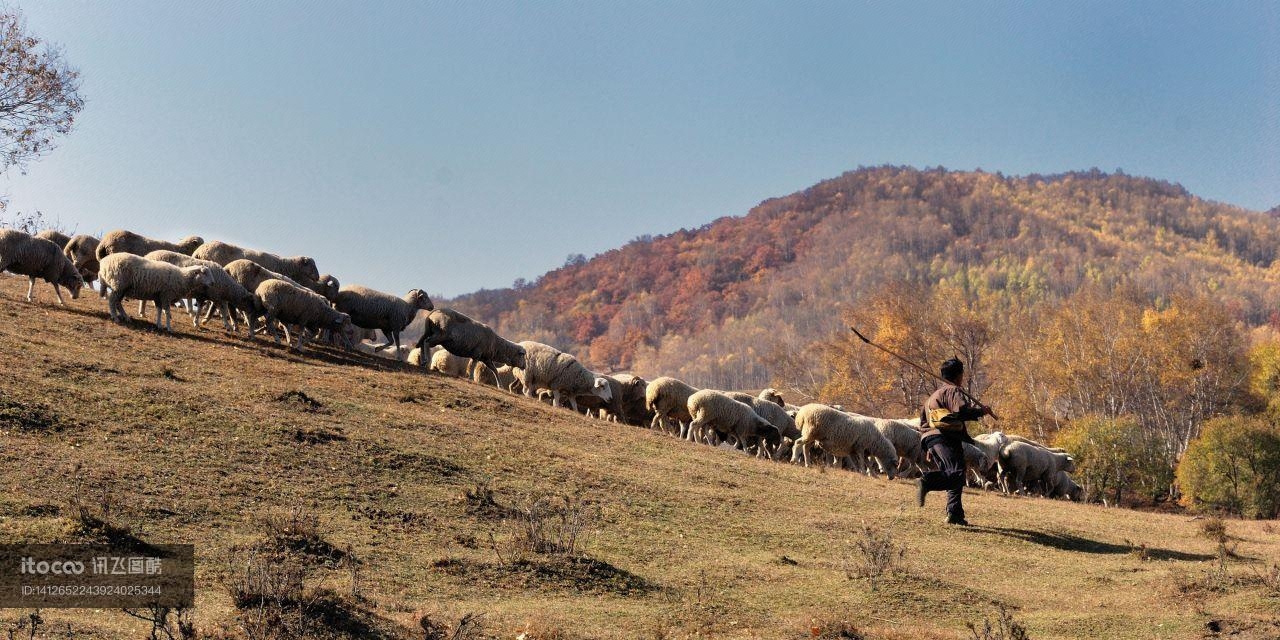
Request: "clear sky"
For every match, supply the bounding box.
[4,1,1277,297]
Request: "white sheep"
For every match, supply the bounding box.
[254,279,352,352]
[191,240,320,283]
[791,403,898,478]
[645,376,699,438]
[608,374,651,426]
[333,285,433,360]
[513,341,611,412]
[430,349,474,378]
[308,274,340,302]
[1049,470,1083,501]
[416,308,527,387]
[727,391,799,458]
[968,431,1010,481]
[875,417,926,475]
[143,250,256,336]
[63,234,100,286]
[96,230,204,261]
[0,229,85,305]
[999,441,1076,495]
[473,362,523,394]
[34,230,71,249]
[99,253,213,331]
[687,390,781,457]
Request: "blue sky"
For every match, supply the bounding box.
[4,1,1277,296]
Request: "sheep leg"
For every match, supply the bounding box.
[568,395,580,413]
[295,328,310,352]
[52,284,66,306]
[25,276,35,302]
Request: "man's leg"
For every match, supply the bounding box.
[930,439,968,524]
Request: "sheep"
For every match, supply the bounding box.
[223,258,304,292]
[254,279,352,352]
[687,390,781,457]
[1006,434,1068,453]
[758,388,787,408]
[999,441,1076,496]
[791,404,898,478]
[509,341,611,411]
[610,374,651,426]
[63,234,100,285]
[430,349,474,378]
[645,376,699,438]
[416,308,527,387]
[969,431,1010,476]
[307,273,340,302]
[875,418,927,475]
[962,443,996,489]
[143,250,256,336]
[96,230,204,260]
[0,229,85,305]
[333,285,433,359]
[726,391,799,459]
[473,362,523,394]
[98,253,213,331]
[406,346,434,366]
[191,240,320,283]
[570,375,624,421]
[34,230,71,248]
[1048,470,1083,501]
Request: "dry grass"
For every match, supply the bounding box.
[1,275,1280,638]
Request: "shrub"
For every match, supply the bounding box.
[1177,417,1280,518]
[1054,416,1171,505]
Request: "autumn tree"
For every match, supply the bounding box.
[0,7,82,178]
[1177,417,1280,518]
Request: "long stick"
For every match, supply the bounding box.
[849,326,999,420]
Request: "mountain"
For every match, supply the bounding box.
[450,166,1280,389]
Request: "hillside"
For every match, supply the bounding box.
[2,276,1279,639]
[450,167,1280,390]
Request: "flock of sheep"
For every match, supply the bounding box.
[0,226,1083,502]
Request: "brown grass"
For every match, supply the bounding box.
[1,275,1279,638]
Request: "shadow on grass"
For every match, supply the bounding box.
[433,555,657,596]
[968,525,1216,561]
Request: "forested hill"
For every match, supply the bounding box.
[449,166,1280,389]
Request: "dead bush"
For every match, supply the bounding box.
[966,605,1031,640]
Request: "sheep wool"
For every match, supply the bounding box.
[791,403,898,478]
[99,253,212,331]
[334,285,433,360]
[96,230,204,261]
[34,230,71,249]
[417,308,527,388]
[645,376,699,437]
[687,390,780,457]
[513,341,610,412]
[254,279,351,352]
[192,240,320,283]
[63,234,100,284]
[0,229,85,305]
[430,349,474,378]
[144,250,256,335]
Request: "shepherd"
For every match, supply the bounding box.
[916,358,992,525]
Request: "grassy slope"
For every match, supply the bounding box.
[0,275,1277,639]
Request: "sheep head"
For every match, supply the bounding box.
[177,236,204,254]
[407,288,434,311]
[58,261,84,299]
[591,377,613,402]
[759,388,785,407]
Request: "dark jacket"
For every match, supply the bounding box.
[919,383,981,448]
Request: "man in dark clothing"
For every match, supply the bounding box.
[916,358,991,525]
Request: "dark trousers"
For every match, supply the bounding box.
[921,434,967,522]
